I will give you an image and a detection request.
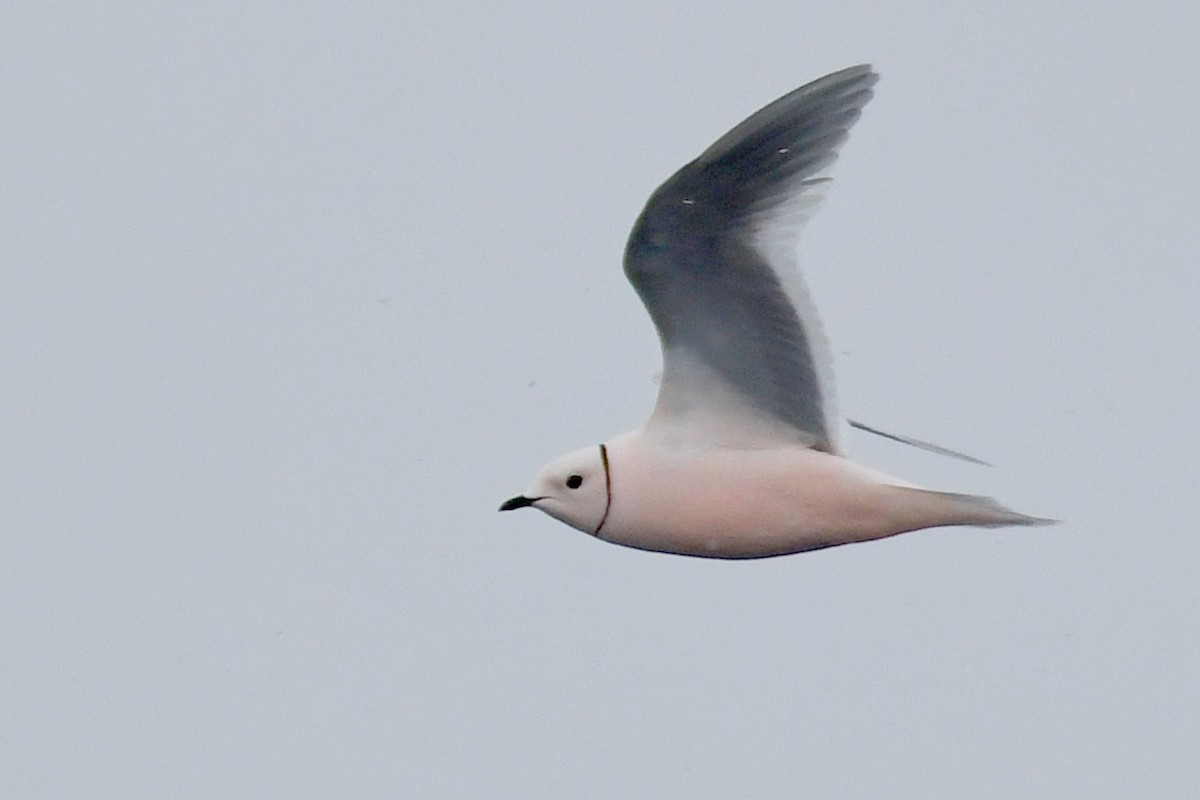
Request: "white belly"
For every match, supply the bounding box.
[597,436,926,558]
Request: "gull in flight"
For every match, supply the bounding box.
[500,65,1053,558]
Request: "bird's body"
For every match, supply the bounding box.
[500,65,1053,558]
[596,432,920,558]
[543,431,1044,559]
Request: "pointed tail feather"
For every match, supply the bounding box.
[899,488,1058,529]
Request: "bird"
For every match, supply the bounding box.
[499,65,1053,559]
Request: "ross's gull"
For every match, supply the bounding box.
[500,65,1053,558]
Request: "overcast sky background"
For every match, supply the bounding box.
[2,2,1197,798]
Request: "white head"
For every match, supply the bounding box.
[499,444,612,535]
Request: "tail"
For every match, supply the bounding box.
[897,488,1058,529]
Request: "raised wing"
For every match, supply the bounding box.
[624,65,877,451]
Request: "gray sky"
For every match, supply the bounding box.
[2,2,1197,797]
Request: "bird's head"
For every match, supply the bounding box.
[500,444,611,535]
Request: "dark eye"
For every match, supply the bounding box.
[565,474,583,489]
